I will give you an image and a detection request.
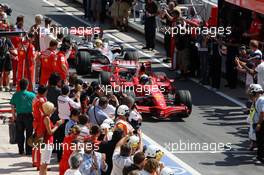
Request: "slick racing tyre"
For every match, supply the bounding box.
[99,71,111,85]
[76,50,91,75]
[175,90,192,117]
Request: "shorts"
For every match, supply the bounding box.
[0,55,12,73]
[40,144,53,164]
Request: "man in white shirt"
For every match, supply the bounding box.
[58,85,81,120]
[236,58,264,89]
[56,85,81,161]
[111,136,133,175]
[39,17,54,51]
[248,40,263,62]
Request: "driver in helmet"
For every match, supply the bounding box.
[114,105,134,136]
[140,74,150,85]
[95,39,103,49]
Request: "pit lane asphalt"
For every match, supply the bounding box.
[4,0,264,174]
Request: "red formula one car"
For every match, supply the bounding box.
[98,60,192,119]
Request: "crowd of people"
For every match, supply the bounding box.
[11,73,178,175]
[1,0,264,173]
[0,2,180,175]
[82,0,133,31]
[140,0,264,89]
[84,0,264,165]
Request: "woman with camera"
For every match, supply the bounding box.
[39,101,63,175]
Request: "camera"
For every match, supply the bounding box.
[0,4,12,16]
[160,2,168,11]
[5,7,12,16]
[158,0,168,11]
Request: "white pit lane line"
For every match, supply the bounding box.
[42,0,244,174]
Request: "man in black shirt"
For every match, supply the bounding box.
[142,0,158,51]
[98,128,124,175]
[123,152,146,175]
[160,1,176,62]
[47,72,62,124]
[46,72,62,161]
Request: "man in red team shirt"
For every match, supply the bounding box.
[243,12,263,41]
[39,39,58,86]
[17,33,37,91]
[54,37,71,83]
[10,15,24,88]
[31,86,48,169]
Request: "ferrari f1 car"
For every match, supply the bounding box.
[98,60,192,119]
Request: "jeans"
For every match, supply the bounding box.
[15,113,33,154]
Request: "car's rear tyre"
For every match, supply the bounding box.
[99,72,111,85]
[175,90,192,118]
[76,50,91,75]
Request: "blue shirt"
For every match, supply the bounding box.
[79,152,107,175]
[65,119,77,136]
[88,106,109,126]
[254,96,264,124]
